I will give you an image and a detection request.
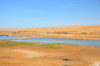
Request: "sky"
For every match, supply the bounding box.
[0,0,100,29]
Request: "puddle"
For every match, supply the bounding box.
[0,35,27,39]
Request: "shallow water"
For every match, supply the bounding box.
[0,35,27,39]
[11,38,100,47]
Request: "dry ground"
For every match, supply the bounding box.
[0,44,100,66]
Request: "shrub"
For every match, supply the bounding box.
[81,49,85,51]
[81,32,87,34]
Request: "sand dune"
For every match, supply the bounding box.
[0,25,100,40]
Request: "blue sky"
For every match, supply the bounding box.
[0,0,100,29]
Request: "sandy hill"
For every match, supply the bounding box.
[0,25,100,40]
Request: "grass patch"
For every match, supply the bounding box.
[40,44,62,49]
[0,41,37,47]
[65,44,79,46]
[0,35,8,37]
[81,49,85,51]
[66,51,72,52]
[0,41,62,49]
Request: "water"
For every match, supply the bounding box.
[0,35,27,39]
[11,38,100,47]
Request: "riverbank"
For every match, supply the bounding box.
[0,41,100,66]
[0,37,32,42]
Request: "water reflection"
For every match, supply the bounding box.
[0,35,27,39]
[11,38,100,47]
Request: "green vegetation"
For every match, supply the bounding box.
[0,41,62,49]
[62,31,68,34]
[81,32,87,34]
[47,31,68,34]
[40,44,62,49]
[6,35,8,37]
[67,44,79,46]
[0,41,34,47]
[81,49,85,51]
[0,35,8,37]
[66,51,72,52]
[72,45,79,46]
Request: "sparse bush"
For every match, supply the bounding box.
[58,32,60,34]
[81,49,85,51]
[64,32,68,34]
[81,32,87,34]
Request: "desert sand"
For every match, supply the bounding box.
[0,25,100,66]
[0,25,100,40]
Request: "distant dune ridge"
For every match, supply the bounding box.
[0,25,100,40]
